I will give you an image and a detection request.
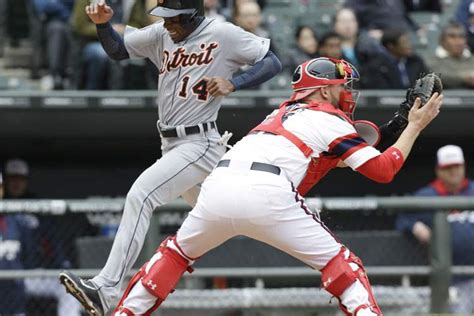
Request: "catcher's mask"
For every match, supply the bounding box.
[291,57,360,117]
[149,0,204,30]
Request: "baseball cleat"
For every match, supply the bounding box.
[59,271,104,316]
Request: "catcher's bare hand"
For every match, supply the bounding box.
[408,92,443,131]
[204,77,235,97]
[86,1,114,24]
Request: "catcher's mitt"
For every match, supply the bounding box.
[399,73,443,119]
[380,73,443,139]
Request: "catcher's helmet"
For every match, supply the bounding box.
[150,0,204,18]
[290,57,360,116]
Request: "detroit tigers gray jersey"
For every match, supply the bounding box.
[124,18,270,127]
[76,18,273,313]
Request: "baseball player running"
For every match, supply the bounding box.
[109,57,443,316]
[59,0,281,315]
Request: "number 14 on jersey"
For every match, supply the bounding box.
[178,77,209,102]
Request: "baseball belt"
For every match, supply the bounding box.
[216,159,281,175]
[160,121,217,138]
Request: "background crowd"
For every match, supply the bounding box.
[0,0,473,90]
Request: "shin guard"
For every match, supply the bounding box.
[320,247,383,315]
[113,237,193,316]
[141,245,192,300]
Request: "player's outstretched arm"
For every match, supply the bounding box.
[391,93,443,160]
[85,1,130,60]
[377,73,443,149]
[356,93,443,183]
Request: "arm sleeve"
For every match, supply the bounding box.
[230,50,281,90]
[96,22,130,60]
[356,147,405,183]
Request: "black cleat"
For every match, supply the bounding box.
[59,271,104,316]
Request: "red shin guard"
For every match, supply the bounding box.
[112,237,193,315]
[320,247,383,315]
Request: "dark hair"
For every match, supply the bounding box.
[381,29,407,48]
[319,31,342,47]
[295,25,318,40]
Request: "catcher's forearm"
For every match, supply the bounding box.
[390,123,421,161]
[376,110,407,150]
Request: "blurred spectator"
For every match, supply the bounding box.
[71,0,150,89]
[361,29,428,89]
[455,0,474,52]
[332,7,382,68]
[3,159,90,315]
[32,0,75,90]
[403,0,442,12]
[318,32,343,59]
[232,0,277,88]
[0,171,41,315]
[4,159,36,200]
[427,22,474,89]
[396,145,474,314]
[233,1,272,44]
[222,0,266,21]
[3,158,96,268]
[204,0,226,22]
[284,25,318,73]
[344,0,419,41]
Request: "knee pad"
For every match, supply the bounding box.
[320,247,382,316]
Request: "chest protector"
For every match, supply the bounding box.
[250,100,353,196]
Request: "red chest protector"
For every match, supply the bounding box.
[250,100,354,196]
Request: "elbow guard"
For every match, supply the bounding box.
[356,147,404,183]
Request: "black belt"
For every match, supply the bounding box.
[160,121,217,138]
[217,160,281,175]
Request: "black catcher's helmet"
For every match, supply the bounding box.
[149,0,204,19]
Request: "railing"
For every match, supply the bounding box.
[1,196,474,313]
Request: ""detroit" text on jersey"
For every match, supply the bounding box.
[159,42,219,74]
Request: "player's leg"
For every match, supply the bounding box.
[93,140,223,304]
[60,139,224,314]
[112,192,237,315]
[180,184,201,207]
[240,182,382,316]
